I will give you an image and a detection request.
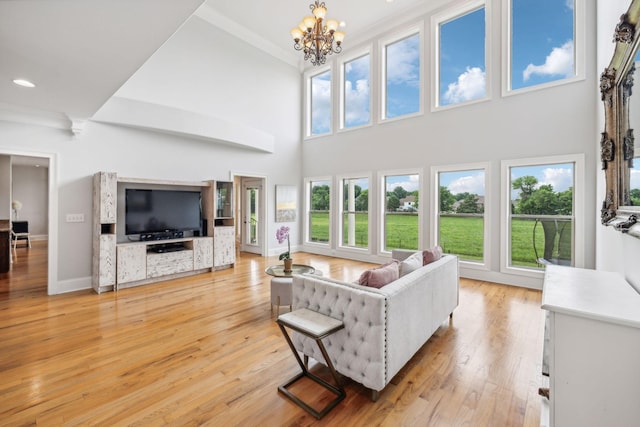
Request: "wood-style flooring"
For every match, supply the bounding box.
[0,243,544,426]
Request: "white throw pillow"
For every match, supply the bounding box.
[399,251,422,277]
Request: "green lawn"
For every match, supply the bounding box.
[310,212,572,268]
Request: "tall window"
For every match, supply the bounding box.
[342,53,371,129]
[506,160,576,270]
[340,176,369,249]
[307,179,331,243]
[382,172,420,251]
[436,167,487,264]
[309,69,332,136]
[509,0,576,91]
[382,28,422,120]
[435,2,486,108]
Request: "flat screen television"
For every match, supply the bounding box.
[125,189,201,236]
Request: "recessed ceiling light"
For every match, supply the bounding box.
[13,79,36,88]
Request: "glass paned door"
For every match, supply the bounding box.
[242,179,263,255]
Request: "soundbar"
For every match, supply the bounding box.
[139,230,184,242]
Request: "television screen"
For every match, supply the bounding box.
[125,189,201,235]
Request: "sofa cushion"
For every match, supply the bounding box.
[423,246,443,265]
[399,251,422,277]
[358,260,399,288]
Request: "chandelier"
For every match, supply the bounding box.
[290,1,345,66]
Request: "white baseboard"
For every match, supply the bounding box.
[52,276,92,295]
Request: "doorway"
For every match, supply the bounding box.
[0,150,56,294]
[237,176,265,256]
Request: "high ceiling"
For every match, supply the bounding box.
[0,0,427,127]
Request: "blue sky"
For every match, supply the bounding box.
[311,0,575,133]
[440,170,486,195]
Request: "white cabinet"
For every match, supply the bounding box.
[93,171,233,292]
[541,266,640,427]
[193,237,213,270]
[214,226,235,267]
[116,244,147,285]
[92,172,117,293]
[147,250,194,278]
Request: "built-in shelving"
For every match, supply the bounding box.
[92,172,235,293]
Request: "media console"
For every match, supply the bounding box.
[92,172,235,293]
[115,237,213,290]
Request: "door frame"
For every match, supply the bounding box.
[230,172,267,257]
[0,146,57,295]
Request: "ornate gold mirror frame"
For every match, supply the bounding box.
[601,0,640,237]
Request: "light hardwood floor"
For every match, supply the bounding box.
[0,244,544,426]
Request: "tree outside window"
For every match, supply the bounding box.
[309,180,330,243]
[509,163,574,268]
[383,174,419,251]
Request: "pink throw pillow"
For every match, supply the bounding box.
[423,246,443,265]
[358,260,400,288]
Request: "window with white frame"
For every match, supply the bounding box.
[307,69,332,136]
[502,155,583,276]
[381,172,420,251]
[306,178,331,244]
[341,53,371,129]
[339,176,370,249]
[434,1,487,109]
[381,27,422,120]
[507,0,578,92]
[434,165,488,265]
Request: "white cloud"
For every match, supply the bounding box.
[386,174,419,192]
[344,79,370,125]
[443,67,486,104]
[523,40,574,82]
[448,174,485,196]
[565,0,574,11]
[386,35,420,87]
[540,167,573,192]
[311,77,331,132]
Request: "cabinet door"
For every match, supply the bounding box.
[117,244,147,284]
[214,227,235,267]
[193,237,213,270]
[94,172,117,223]
[97,234,116,287]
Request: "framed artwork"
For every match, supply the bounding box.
[276,185,297,222]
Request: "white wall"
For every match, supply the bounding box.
[11,164,48,236]
[595,0,640,292]
[0,14,302,294]
[301,0,599,288]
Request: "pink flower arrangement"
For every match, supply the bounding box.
[276,225,291,260]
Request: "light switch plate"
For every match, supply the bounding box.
[66,213,85,223]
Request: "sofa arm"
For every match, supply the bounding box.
[291,274,388,392]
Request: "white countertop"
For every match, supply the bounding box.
[542,265,640,329]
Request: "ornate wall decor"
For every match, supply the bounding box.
[600,68,616,105]
[601,191,616,225]
[601,132,615,169]
[624,129,635,163]
[615,13,635,44]
[601,0,640,237]
[615,214,638,232]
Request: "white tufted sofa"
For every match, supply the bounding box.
[291,251,459,401]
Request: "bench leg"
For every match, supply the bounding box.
[277,322,346,419]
